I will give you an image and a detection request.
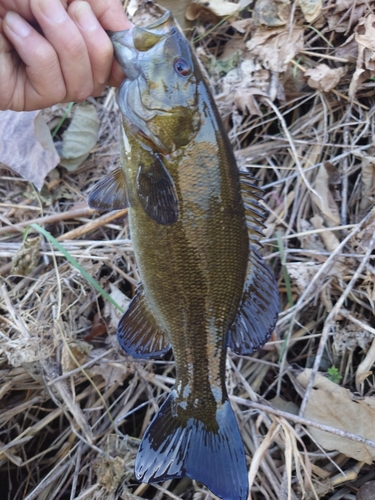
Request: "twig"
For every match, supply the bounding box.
[299,222,375,416]
[0,207,96,235]
[57,209,128,241]
[231,397,375,450]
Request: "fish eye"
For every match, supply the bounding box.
[174,57,191,77]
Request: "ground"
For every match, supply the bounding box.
[1,1,375,499]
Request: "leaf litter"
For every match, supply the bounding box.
[1,0,375,499]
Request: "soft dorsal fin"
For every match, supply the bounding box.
[228,247,279,355]
[88,167,128,211]
[117,284,171,359]
[136,153,179,225]
[240,173,267,244]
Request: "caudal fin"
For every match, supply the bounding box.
[134,391,248,500]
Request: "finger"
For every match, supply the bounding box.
[3,11,67,110]
[67,0,133,31]
[0,17,18,110]
[0,0,68,23]
[68,1,113,96]
[31,0,93,102]
[68,0,132,88]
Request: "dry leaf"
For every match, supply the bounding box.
[356,337,375,390]
[246,26,304,72]
[349,14,375,96]
[327,5,366,32]
[103,283,131,329]
[286,261,322,294]
[222,60,271,116]
[59,103,100,171]
[88,353,129,386]
[186,0,246,20]
[305,64,346,92]
[84,313,107,341]
[352,150,375,218]
[357,480,375,500]
[11,236,41,276]
[355,14,375,71]
[297,0,322,23]
[352,207,375,250]
[0,110,60,190]
[310,215,340,252]
[297,369,375,464]
[333,323,373,356]
[61,340,93,373]
[298,219,326,252]
[334,0,366,11]
[311,163,341,228]
[229,18,253,33]
[253,0,291,27]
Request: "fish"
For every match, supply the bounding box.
[88,10,279,500]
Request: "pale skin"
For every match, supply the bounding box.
[0,0,133,111]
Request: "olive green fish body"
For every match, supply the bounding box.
[126,93,248,410]
[88,12,279,500]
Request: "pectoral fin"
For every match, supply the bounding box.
[88,167,128,211]
[136,154,179,225]
[117,284,171,359]
[228,247,279,355]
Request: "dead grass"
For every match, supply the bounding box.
[1,1,375,499]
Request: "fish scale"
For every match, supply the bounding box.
[88,10,279,500]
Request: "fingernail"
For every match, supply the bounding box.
[5,12,31,38]
[39,0,67,24]
[75,2,99,31]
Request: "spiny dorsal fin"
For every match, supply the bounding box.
[117,284,171,359]
[136,153,179,225]
[228,246,279,355]
[240,172,267,244]
[88,167,128,211]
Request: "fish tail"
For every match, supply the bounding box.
[134,390,249,500]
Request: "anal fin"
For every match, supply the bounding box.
[117,284,171,359]
[228,247,279,355]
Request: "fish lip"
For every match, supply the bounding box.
[110,29,140,81]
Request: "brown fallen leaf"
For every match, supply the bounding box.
[352,150,375,219]
[350,14,375,97]
[84,313,108,341]
[355,14,375,71]
[11,236,41,276]
[61,340,93,373]
[59,103,100,172]
[0,110,60,190]
[297,369,375,464]
[357,480,375,500]
[356,337,375,391]
[305,64,346,92]
[253,0,291,27]
[311,163,341,228]
[186,0,251,20]
[297,0,322,23]
[246,26,304,72]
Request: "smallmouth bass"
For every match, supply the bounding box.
[88,11,279,500]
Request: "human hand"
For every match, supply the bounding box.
[0,0,132,111]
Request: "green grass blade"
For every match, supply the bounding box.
[31,223,124,313]
[276,231,294,308]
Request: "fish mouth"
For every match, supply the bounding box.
[109,10,173,80]
[110,30,140,81]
